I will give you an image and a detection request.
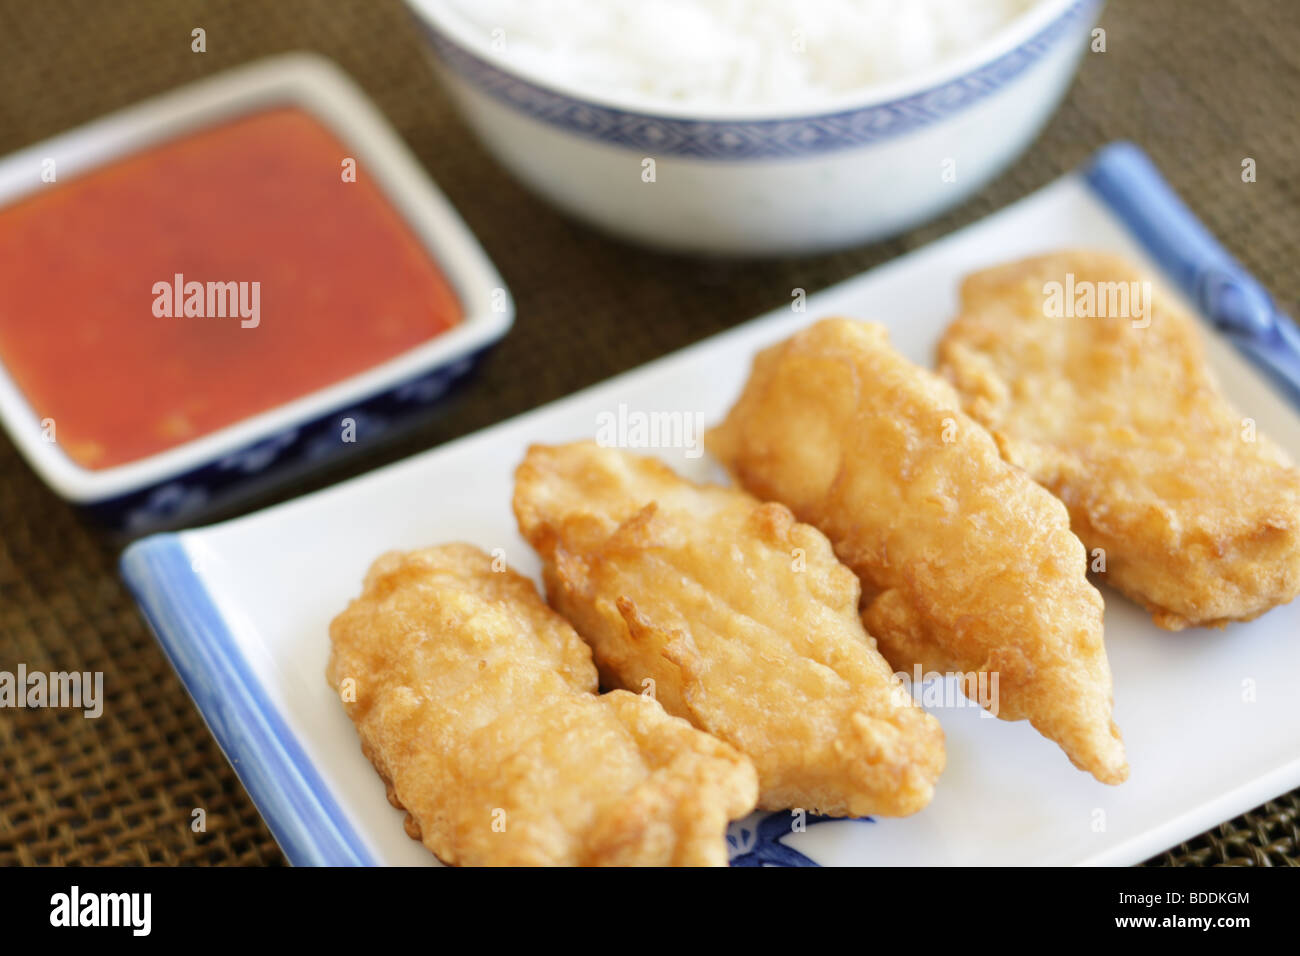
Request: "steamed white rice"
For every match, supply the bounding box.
[438,0,1041,108]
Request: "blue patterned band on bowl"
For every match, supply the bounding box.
[414,0,1098,161]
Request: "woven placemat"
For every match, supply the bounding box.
[0,0,1297,866]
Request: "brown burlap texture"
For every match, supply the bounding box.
[0,0,1297,866]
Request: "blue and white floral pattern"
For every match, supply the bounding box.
[301,409,392,464]
[728,811,868,867]
[123,481,211,535]
[416,0,1097,160]
[217,429,300,474]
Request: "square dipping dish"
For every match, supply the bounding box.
[0,53,513,532]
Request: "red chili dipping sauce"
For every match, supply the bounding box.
[0,107,461,470]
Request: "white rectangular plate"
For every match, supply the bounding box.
[122,145,1300,866]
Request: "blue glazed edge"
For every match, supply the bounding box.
[119,535,377,866]
[415,0,1098,161]
[1084,142,1300,409]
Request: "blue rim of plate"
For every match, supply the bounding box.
[411,0,1099,160]
[120,536,377,866]
[119,142,1300,867]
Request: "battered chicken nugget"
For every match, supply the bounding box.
[938,251,1300,630]
[513,442,945,818]
[327,543,757,866]
[707,318,1127,785]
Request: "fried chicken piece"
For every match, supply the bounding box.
[707,318,1127,784]
[513,442,946,818]
[326,543,757,866]
[937,251,1300,630]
